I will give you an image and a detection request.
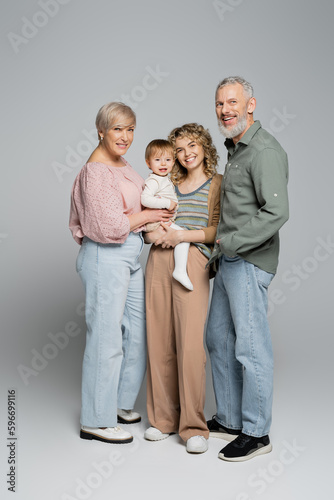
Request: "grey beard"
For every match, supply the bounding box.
[218,115,248,139]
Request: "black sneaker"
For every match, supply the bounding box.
[218,433,272,462]
[206,416,241,441]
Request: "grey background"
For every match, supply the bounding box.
[1,0,332,499]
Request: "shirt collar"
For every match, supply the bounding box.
[224,120,262,154]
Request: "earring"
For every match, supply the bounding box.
[99,135,104,143]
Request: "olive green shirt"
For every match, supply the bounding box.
[208,121,289,274]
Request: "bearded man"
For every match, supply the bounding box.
[206,76,289,462]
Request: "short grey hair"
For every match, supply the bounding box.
[95,102,136,134]
[216,76,254,100]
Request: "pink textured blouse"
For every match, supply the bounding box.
[69,160,145,245]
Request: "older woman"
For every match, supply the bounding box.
[144,123,222,454]
[69,102,172,444]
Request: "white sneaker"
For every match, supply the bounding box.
[186,435,208,454]
[80,426,133,444]
[117,409,141,424]
[144,426,173,441]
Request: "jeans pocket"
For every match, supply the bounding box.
[138,233,144,255]
[76,240,87,273]
[254,266,274,288]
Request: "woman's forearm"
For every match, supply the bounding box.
[127,211,147,232]
[178,229,205,244]
[202,225,218,244]
[128,208,174,232]
[154,224,206,248]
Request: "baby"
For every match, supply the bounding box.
[141,139,193,291]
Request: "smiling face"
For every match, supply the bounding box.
[215,83,256,143]
[99,118,135,160]
[174,136,205,173]
[146,149,175,176]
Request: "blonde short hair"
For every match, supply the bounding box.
[95,102,136,136]
[168,123,219,185]
[145,139,174,162]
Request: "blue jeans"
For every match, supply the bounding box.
[206,255,274,437]
[77,232,146,427]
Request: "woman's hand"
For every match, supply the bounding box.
[128,208,174,232]
[143,208,175,224]
[154,222,183,248]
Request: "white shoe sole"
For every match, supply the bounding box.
[218,443,272,462]
[117,415,141,424]
[186,446,208,454]
[209,430,240,441]
[144,430,174,441]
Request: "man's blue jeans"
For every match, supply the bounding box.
[77,232,146,428]
[206,255,274,437]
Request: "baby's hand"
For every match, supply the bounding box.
[169,200,178,211]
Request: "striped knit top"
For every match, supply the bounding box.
[175,178,213,259]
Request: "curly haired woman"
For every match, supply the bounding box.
[143,123,222,454]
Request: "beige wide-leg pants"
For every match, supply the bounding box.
[145,244,210,441]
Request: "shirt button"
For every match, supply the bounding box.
[274,193,278,197]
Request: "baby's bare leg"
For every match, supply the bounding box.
[143,225,165,244]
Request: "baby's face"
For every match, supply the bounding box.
[146,150,175,176]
